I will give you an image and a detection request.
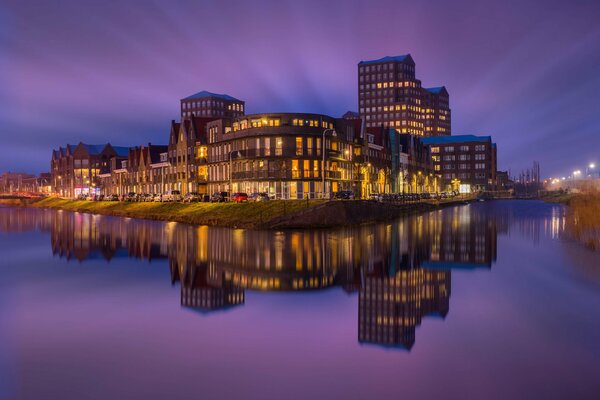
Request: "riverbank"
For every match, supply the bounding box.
[540,191,600,250]
[562,193,600,250]
[0,196,475,229]
[539,190,574,203]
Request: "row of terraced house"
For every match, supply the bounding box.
[50,55,499,199]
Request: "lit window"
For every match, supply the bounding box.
[296,137,303,156]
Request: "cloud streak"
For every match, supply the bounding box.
[1,0,599,177]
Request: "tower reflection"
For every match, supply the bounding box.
[0,203,518,349]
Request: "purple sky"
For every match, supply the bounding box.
[1,0,599,177]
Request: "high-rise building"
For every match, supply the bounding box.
[357,54,450,136]
[423,87,451,136]
[180,90,245,119]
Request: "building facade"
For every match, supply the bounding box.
[357,54,451,136]
[421,135,497,192]
[0,172,51,194]
[205,113,362,199]
[51,143,129,197]
[167,116,215,194]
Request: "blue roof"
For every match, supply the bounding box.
[112,146,130,157]
[80,144,106,155]
[182,90,240,102]
[422,261,491,270]
[421,135,492,145]
[359,55,410,65]
[59,144,76,156]
[426,87,446,94]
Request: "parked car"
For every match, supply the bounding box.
[231,192,249,203]
[152,193,163,202]
[210,192,229,202]
[139,193,152,202]
[333,190,354,200]
[249,192,270,202]
[368,193,380,202]
[164,190,182,202]
[183,192,201,203]
[107,194,119,201]
[125,192,137,202]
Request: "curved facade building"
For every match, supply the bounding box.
[205,112,362,199]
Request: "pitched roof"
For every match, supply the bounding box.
[182,90,240,102]
[359,55,411,65]
[366,127,389,147]
[342,111,360,119]
[112,146,130,157]
[58,144,76,157]
[421,135,492,145]
[148,145,168,164]
[80,143,106,155]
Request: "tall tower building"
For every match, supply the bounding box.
[423,87,451,136]
[357,55,450,136]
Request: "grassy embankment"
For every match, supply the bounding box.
[13,197,329,229]
[562,193,600,250]
[539,190,574,203]
[0,196,471,229]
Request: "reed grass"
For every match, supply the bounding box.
[565,193,600,250]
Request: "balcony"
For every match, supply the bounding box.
[325,170,342,179]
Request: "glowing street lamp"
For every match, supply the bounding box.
[587,163,596,178]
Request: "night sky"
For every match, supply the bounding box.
[1,0,599,177]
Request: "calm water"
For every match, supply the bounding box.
[1,201,600,400]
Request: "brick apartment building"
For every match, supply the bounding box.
[51,143,129,197]
[204,112,360,199]
[421,135,497,192]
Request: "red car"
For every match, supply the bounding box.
[231,192,248,203]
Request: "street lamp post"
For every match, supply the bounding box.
[322,128,336,199]
[587,163,596,178]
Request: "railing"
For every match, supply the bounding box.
[208,147,348,163]
[229,170,343,180]
[325,171,342,179]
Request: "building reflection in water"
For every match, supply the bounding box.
[1,203,541,349]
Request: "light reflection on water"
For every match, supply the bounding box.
[1,203,505,349]
[1,201,600,400]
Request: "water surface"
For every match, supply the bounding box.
[1,201,600,400]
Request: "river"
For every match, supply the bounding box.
[1,200,599,400]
